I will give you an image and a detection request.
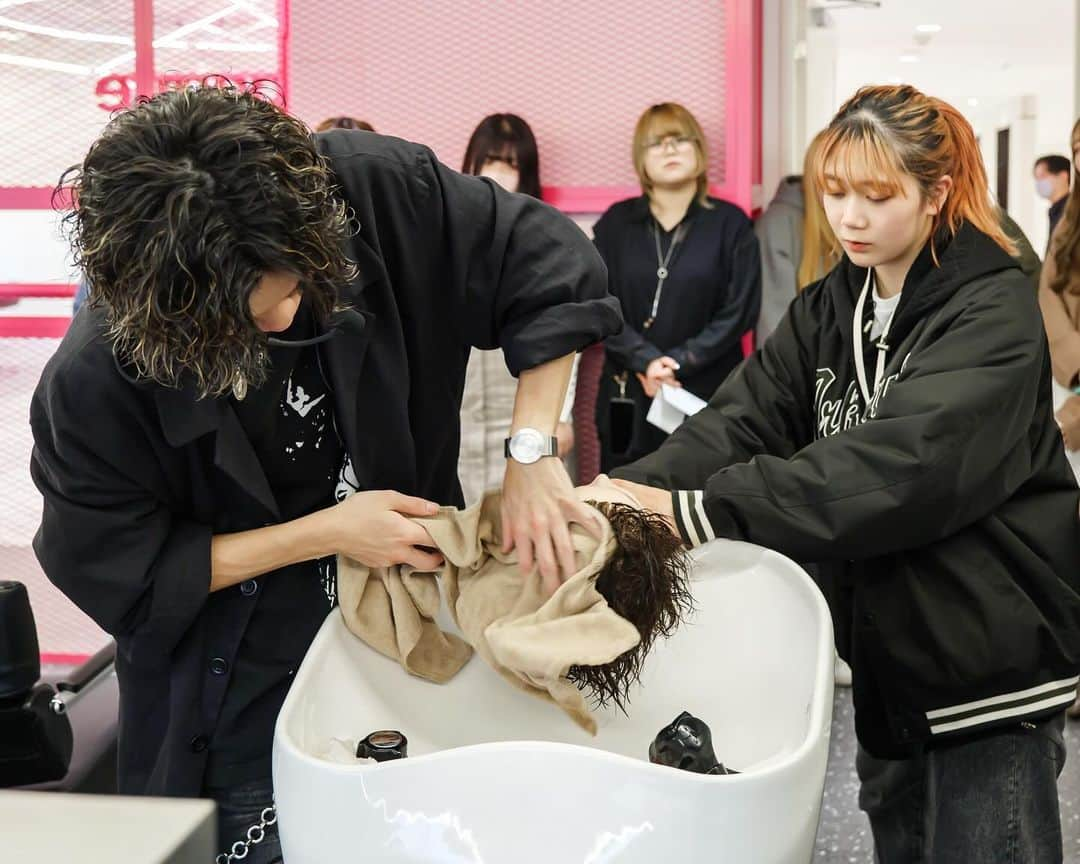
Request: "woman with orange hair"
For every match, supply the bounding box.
[614,85,1080,859]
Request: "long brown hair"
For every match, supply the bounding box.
[1049,118,1080,295]
[631,102,711,207]
[813,84,1015,264]
[798,130,840,289]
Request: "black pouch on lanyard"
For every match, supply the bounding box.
[608,373,636,456]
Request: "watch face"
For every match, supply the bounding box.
[510,429,544,463]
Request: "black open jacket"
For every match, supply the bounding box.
[616,223,1080,758]
[29,131,621,795]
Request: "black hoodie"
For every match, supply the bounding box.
[615,222,1080,758]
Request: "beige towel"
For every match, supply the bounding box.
[336,490,640,733]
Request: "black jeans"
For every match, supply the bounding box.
[856,712,1066,863]
[206,777,282,864]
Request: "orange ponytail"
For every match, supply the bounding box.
[931,97,1015,257]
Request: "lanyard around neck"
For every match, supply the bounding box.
[644,219,689,330]
[852,268,900,406]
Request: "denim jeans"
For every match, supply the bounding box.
[206,776,282,864]
[856,712,1066,863]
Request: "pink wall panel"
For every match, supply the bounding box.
[288,1,743,211]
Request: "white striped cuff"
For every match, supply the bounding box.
[925,675,1079,736]
[671,490,717,548]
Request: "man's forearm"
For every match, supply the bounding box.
[510,352,575,435]
[209,508,336,592]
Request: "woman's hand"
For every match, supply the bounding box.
[1057,396,1080,452]
[501,457,604,595]
[610,478,679,537]
[638,356,682,397]
[326,490,444,570]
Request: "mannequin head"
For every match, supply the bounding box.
[569,476,693,711]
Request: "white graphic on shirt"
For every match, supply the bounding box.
[335,452,360,502]
[320,558,337,607]
[285,376,327,418]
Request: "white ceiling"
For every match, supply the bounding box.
[822,0,1074,130]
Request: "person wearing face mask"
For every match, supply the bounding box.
[457,114,579,504]
[593,103,761,473]
[612,85,1080,860]
[1034,154,1072,255]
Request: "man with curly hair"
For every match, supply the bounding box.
[29,85,620,858]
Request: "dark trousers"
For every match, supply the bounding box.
[206,776,282,864]
[856,712,1066,863]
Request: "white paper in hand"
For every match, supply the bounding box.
[646,384,707,434]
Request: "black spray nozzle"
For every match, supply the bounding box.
[649,710,736,775]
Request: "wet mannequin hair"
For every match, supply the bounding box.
[461,113,542,199]
[1049,119,1080,296]
[315,116,375,132]
[813,84,1016,265]
[568,501,693,712]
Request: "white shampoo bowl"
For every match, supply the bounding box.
[273,540,834,863]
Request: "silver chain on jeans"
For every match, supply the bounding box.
[215,803,278,863]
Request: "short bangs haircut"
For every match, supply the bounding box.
[814,122,909,201]
[461,113,541,199]
[631,102,711,206]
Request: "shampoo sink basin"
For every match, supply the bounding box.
[273,540,834,863]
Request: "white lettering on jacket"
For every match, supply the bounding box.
[814,352,911,439]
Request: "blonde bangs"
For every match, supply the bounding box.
[632,102,711,206]
[640,110,694,147]
[815,126,907,199]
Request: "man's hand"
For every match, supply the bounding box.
[327,490,444,570]
[610,477,679,537]
[501,456,603,595]
[1058,396,1080,452]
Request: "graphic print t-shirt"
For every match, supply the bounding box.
[206,300,347,786]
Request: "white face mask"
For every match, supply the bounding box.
[1036,177,1056,200]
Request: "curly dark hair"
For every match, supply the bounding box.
[58,83,356,397]
[568,501,694,713]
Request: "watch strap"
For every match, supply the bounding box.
[504,434,559,459]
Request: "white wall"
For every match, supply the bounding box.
[799,0,1075,257]
[0,210,74,283]
[973,88,1070,255]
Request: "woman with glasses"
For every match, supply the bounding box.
[593,102,761,472]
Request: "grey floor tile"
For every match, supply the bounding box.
[815,690,1080,862]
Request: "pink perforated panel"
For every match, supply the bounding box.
[0,0,285,192]
[289,1,729,197]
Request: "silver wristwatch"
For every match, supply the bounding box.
[504,427,559,464]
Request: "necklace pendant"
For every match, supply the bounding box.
[656,266,668,280]
[231,371,248,402]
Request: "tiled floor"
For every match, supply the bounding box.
[813,688,1080,862]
